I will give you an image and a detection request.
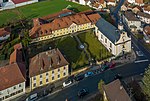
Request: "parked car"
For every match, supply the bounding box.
[114,74,122,80]
[78,88,89,98]
[84,72,94,78]
[136,51,144,56]
[74,74,84,81]
[26,93,38,101]
[63,79,72,87]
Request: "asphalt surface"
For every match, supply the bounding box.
[39,60,149,101]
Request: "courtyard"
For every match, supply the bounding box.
[29,31,112,70]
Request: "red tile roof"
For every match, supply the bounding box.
[135,0,143,4]
[30,11,101,39]
[29,48,69,77]
[0,27,11,37]
[12,0,29,4]
[0,63,26,91]
[14,43,22,50]
[9,49,23,64]
[144,25,150,35]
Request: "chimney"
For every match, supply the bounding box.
[120,85,123,90]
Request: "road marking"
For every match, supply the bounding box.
[134,59,149,63]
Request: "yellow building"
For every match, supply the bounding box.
[29,10,101,43]
[29,48,69,90]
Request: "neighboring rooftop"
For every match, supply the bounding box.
[95,18,120,43]
[30,11,101,39]
[137,11,150,18]
[103,79,132,101]
[143,4,150,11]
[124,11,140,21]
[144,25,150,35]
[0,27,11,37]
[29,48,69,77]
[135,0,143,4]
[12,0,29,4]
[0,63,26,91]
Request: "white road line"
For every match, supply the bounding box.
[134,59,149,63]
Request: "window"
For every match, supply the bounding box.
[64,66,66,70]
[105,38,107,43]
[14,86,16,90]
[40,81,42,85]
[52,70,54,74]
[63,72,66,76]
[52,76,54,80]
[110,43,112,48]
[19,84,21,87]
[40,75,42,78]
[33,83,36,87]
[101,35,103,39]
[33,77,36,80]
[46,73,49,76]
[58,74,60,79]
[58,69,60,72]
[46,79,49,83]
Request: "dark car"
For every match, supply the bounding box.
[78,88,88,98]
[114,74,122,80]
[74,74,84,81]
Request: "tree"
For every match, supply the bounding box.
[143,65,150,100]
[98,80,105,92]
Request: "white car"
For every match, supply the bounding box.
[136,51,144,56]
[63,80,72,87]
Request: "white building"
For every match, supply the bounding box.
[95,18,131,56]
[123,11,141,32]
[0,0,38,11]
[137,12,150,24]
[0,63,26,101]
[127,0,144,6]
[106,0,116,6]
[142,5,150,15]
[0,27,11,41]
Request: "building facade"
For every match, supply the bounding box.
[95,18,131,56]
[0,63,26,101]
[123,11,141,31]
[30,10,101,43]
[29,48,69,90]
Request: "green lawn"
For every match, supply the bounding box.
[78,31,112,61]
[0,0,91,26]
[56,37,89,70]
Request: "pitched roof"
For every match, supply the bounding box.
[30,12,101,39]
[144,25,150,35]
[12,0,29,4]
[103,79,132,101]
[0,63,26,91]
[0,27,11,37]
[13,43,23,50]
[124,11,140,21]
[9,49,23,64]
[96,18,120,43]
[29,48,69,77]
[137,11,150,19]
[135,0,143,4]
[143,4,150,11]
[41,9,74,20]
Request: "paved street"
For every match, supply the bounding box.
[38,60,149,101]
